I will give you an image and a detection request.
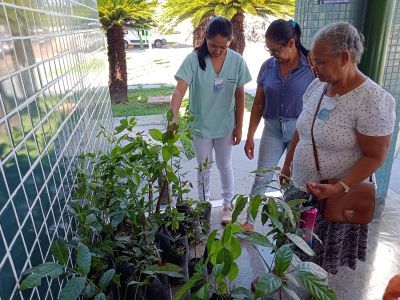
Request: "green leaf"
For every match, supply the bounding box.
[58,277,86,300]
[269,214,284,233]
[149,128,163,141]
[238,232,274,248]
[232,195,247,222]
[167,109,174,122]
[51,238,69,266]
[82,284,96,298]
[282,285,301,300]
[227,261,239,281]
[120,143,135,154]
[206,230,218,253]
[162,146,172,161]
[286,233,315,257]
[255,273,282,298]
[99,269,115,290]
[77,243,91,275]
[276,198,295,228]
[94,293,107,300]
[229,237,242,260]
[192,284,209,299]
[286,272,300,288]
[296,271,336,300]
[232,287,254,299]
[222,224,232,246]
[173,273,203,300]
[268,197,279,218]
[296,262,328,280]
[274,244,293,275]
[249,194,262,220]
[143,263,183,278]
[216,248,232,275]
[261,205,269,225]
[20,263,64,290]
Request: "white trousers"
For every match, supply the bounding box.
[192,134,234,207]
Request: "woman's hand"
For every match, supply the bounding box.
[232,127,242,145]
[244,138,254,159]
[306,181,344,200]
[279,164,291,185]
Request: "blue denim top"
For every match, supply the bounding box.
[257,53,314,119]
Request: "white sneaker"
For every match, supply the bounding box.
[221,207,232,225]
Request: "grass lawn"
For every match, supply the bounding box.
[111,86,255,117]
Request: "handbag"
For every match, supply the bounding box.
[310,84,376,225]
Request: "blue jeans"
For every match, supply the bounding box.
[247,117,297,223]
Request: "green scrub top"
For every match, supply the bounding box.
[175,49,252,139]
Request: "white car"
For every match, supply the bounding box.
[123,29,167,48]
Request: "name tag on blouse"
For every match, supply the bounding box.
[317,98,337,122]
[214,77,224,92]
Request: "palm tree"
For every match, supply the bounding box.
[161,0,294,54]
[97,0,157,103]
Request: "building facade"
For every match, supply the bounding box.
[0,0,112,299]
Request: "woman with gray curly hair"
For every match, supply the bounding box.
[281,22,396,274]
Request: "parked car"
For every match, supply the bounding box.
[123,29,167,48]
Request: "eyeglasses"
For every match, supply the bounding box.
[264,44,283,56]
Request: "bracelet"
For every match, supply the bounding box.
[337,181,350,193]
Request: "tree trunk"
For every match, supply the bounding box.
[106,24,128,103]
[192,18,208,49]
[230,12,245,55]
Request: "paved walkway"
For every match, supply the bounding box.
[113,114,400,300]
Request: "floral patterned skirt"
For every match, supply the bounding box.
[285,187,368,274]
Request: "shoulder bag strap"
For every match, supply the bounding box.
[310,84,328,179]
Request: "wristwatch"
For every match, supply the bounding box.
[337,181,350,193]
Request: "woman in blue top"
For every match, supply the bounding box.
[170,16,252,224]
[242,19,314,233]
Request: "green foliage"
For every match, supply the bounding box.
[176,177,336,300]
[161,0,295,31]
[97,0,157,30]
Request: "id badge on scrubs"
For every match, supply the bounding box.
[317,97,337,122]
[214,77,224,92]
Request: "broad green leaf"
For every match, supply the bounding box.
[207,229,218,255]
[229,237,242,260]
[222,224,232,246]
[286,233,315,256]
[216,248,232,275]
[51,238,69,266]
[94,293,107,300]
[227,261,239,281]
[296,271,336,300]
[20,263,64,290]
[84,214,102,232]
[238,232,274,248]
[296,262,328,280]
[120,143,135,154]
[282,285,301,300]
[276,198,295,228]
[269,214,284,233]
[261,205,269,225]
[255,273,282,298]
[249,194,262,220]
[232,287,254,299]
[58,277,86,300]
[232,195,247,222]
[167,109,174,122]
[143,263,183,278]
[77,243,91,275]
[193,284,209,299]
[268,197,279,218]
[149,128,163,141]
[99,269,115,290]
[274,244,293,275]
[82,284,96,298]
[286,272,300,287]
[162,146,172,162]
[173,273,203,300]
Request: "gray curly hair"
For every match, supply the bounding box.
[311,22,364,64]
